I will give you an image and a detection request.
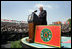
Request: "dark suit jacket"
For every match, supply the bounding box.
[39,10,47,25]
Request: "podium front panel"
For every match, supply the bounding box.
[28,22,34,41]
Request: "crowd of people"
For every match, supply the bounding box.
[1,22,29,34]
[61,24,71,33]
[1,22,29,41]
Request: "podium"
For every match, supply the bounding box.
[27,11,40,43]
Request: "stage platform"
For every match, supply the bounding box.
[21,36,71,48]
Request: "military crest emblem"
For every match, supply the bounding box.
[41,28,52,42]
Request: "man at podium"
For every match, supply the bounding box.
[38,6,47,25]
[27,6,47,43]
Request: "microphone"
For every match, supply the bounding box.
[34,10,37,12]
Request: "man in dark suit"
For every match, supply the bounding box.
[38,6,47,25]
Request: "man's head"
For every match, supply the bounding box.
[39,6,43,11]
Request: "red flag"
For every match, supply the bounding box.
[34,25,61,48]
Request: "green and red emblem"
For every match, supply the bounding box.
[41,28,52,42]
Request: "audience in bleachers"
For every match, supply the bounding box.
[1,22,29,33]
[1,22,29,41]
